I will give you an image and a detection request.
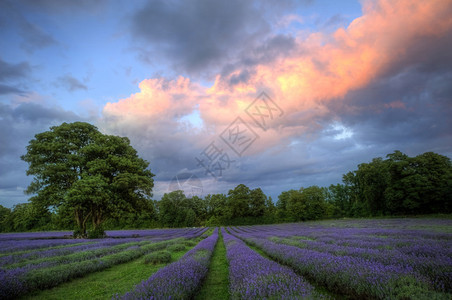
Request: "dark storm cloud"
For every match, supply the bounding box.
[380,28,452,79]
[130,0,299,76]
[55,74,88,92]
[326,68,452,159]
[316,21,452,160]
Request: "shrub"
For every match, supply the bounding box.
[144,251,172,265]
[87,226,106,239]
[167,244,186,252]
[183,240,197,247]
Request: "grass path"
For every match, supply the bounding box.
[195,228,229,300]
[23,245,196,300]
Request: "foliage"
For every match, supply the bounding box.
[20,122,155,237]
[3,147,451,233]
[0,205,12,232]
[86,224,106,239]
[339,150,452,217]
[143,251,172,265]
[167,243,186,252]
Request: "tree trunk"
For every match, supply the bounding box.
[73,208,90,238]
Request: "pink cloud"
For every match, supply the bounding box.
[103,0,452,154]
[103,76,201,120]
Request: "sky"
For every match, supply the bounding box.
[1,0,451,208]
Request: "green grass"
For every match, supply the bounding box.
[23,244,197,300]
[195,228,229,300]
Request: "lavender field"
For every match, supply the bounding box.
[1,218,451,299]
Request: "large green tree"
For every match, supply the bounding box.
[21,122,154,237]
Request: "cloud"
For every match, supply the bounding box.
[0,58,31,95]
[0,59,31,81]
[19,21,57,52]
[16,0,107,14]
[55,74,88,92]
[321,14,350,30]
[102,76,207,187]
[130,0,299,77]
[101,0,452,200]
[0,0,57,53]
[335,70,452,156]
[0,84,26,96]
[104,76,201,119]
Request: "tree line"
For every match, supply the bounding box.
[0,122,451,234]
[1,151,450,231]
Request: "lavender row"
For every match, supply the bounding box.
[0,227,207,256]
[239,224,452,245]
[0,231,73,240]
[0,239,134,267]
[0,236,193,299]
[4,240,152,270]
[2,228,208,270]
[117,228,219,300]
[0,227,205,241]
[229,228,449,299]
[0,239,92,254]
[269,235,452,292]
[235,224,452,259]
[222,228,318,299]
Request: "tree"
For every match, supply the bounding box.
[327,184,351,217]
[0,205,12,232]
[205,193,228,225]
[285,189,306,221]
[249,188,267,217]
[9,203,51,231]
[158,191,202,228]
[301,186,327,220]
[276,190,291,220]
[354,158,390,216]
[227,184,251,219]
[265,196,276,219]
[21,122,154,237]
[385,151,452,214]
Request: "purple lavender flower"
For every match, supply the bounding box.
[222,228,317,299]
[0,227,208,299]
[118,228,218,300]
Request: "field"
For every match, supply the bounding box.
[1,218,451,299]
